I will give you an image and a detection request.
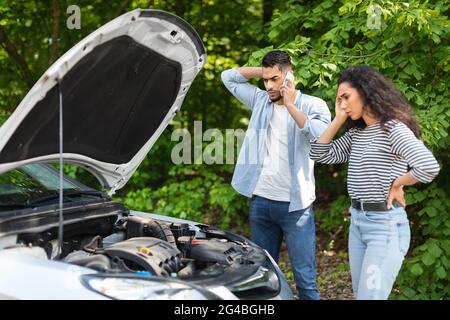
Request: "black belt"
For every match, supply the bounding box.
[351,199,398,212]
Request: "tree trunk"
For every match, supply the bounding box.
[261,0,276,46]
[175,0,185,18]
[263,0,276,26]
[50,0,60,64]
[0,25,33,88]
[116,0,132,17]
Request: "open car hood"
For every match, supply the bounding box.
[0,9,206,193]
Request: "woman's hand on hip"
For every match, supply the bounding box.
[387,180,406,209]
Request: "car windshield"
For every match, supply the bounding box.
[0,163,83,211]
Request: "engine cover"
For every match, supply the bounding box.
[189,239,253,265]
[104,237,181,276]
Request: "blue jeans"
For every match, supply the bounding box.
[349,205,411,300]
[249,195,320,300]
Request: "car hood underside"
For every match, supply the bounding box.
[0,9,206,193]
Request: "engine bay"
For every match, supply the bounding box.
[6,211,278,298]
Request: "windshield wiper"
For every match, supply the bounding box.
[25,190,108,206]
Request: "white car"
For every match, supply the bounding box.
[0,9,293,300]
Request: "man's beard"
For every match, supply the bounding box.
[269,92,282,102]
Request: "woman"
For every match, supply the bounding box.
[309,65,440,300]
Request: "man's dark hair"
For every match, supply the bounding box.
[261,50,291,70]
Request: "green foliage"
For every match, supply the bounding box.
[392,184,450,299]
[315,195,351,251]
[114,164,249,232]
[247,0,450,150]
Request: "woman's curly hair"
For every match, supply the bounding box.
[338,65,421,138]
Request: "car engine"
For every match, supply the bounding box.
[56,214,266,279]
[8,211,278,298]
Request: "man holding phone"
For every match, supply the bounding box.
[221,51,331,299]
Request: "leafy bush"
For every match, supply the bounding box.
[392,184,450,299]
[315,195,351,251]
[114,164,250,233]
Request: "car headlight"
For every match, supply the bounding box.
[81,275,220,300]
[229,266,280,293]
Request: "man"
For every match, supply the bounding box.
[221,51,331,300]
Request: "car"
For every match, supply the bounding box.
[0,8,293,300]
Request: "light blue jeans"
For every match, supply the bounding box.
[249,195,320,300]
[349,204,411,300]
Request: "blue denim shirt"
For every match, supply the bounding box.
[221,68,331,212]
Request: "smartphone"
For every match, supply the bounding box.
[283,71,295,86]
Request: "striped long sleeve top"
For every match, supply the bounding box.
[309,120,440,202]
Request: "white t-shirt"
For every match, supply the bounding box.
[253,104,291,201]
